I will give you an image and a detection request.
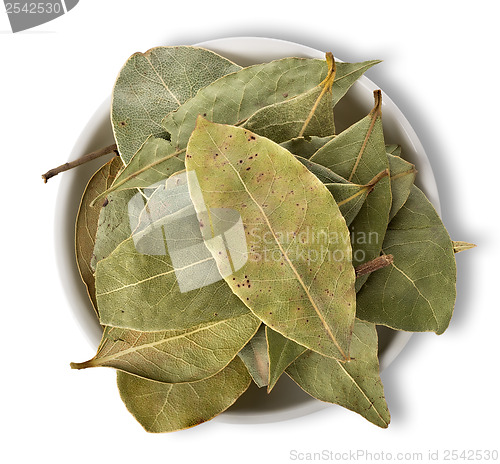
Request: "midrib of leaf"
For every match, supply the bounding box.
[210,133,348,360]
[96,255,214,297]
[348,93,382,182]
[336,332,389,426]
[390,167,417,181]
[74,318,237,369]
[383,257,439,327]
[143,54,181,106]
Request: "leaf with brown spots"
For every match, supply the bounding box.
[242,53,337,143]
[185,118,356,361]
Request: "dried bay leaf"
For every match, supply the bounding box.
[295,155,349,184]
[286,319,390,428]
[117,357,251,433]
[112,46,241,163]
[75,156,123,311]
[327,169,389,226]
[266,327,307,392]
[356,185,456,334]
[237,325,269,388]
[71,312,259,383]
[242,53,337,143]
[185,118,356,361]
[162,57,329,152]
[387,154,416,220]
[310,91,392,290]
[280,135,335,159]
[163,58,380,153]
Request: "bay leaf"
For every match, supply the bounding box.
[387,153,416,220]
[70,312,259,383]
[185,118,356,361]
[356,185,456,334]
[162,57,328,152]
[75,156,123,311]
[112,46,241,163]
[280,135,335,159]
[453,241,476,253]
[242,53,337,143]
[91,137,185,206]
[310,91,392,290]
[237,325,269,388]
[117,357,251,433]
[266,326,307,392]
[163,58,379,153]
[294,155,349,184]
[286,319,390,428]
[95,171,252,332]
[327,169,389,226]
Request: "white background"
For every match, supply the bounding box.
[0,1,498,463]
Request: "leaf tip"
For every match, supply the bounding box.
[453,241,476,253]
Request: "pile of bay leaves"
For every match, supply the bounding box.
[65,46,472,433]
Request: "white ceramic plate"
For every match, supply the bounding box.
[56,37,439,424]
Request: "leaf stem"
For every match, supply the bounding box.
[41,143,118,183]
[355,254,393,278]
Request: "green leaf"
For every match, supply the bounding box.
[280,135,335,159]
[327,169,389,226]
[266,326,306,392]
[310,91,391,290]
[387,153,416,220]
[242,53,336,143]
[237,325,269,388]
[70,312,259,383]
[453,241,476,253]
[295,155,349,184]
[185,118,356,361]
[162,57,330,152]
[95,171,252,331]
[163,58,380,153]
[286,319,390,428]
[356,186,457,334]
[75,157,123,311]
[91,137,185,205]
[112,46,241,163]
[117,357,251,433]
